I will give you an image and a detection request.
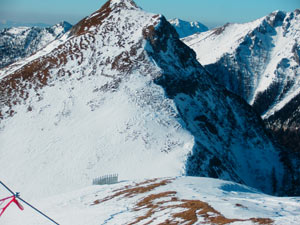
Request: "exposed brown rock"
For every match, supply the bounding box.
[69,1,112,36]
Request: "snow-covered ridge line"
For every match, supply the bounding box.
[182,17,264,65]
[1,177,299,225]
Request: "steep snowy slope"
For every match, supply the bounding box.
[1,177,300,225]
[169,18,208,38]
[0,0,297,199]
[0,21,72,69]
[183,10,300,153]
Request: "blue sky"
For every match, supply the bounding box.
[0,0,299,28]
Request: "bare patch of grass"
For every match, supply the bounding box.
[92,178,173,205]
[129,191,177,225]
[92,178,274,225]
[132,196,274,225]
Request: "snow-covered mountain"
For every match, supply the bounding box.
[0,21,51,30]
[2,177,300,225]
[0,0,298,199]
[169,18,208,38]
[0,21,72,69]
[183,10,300,153]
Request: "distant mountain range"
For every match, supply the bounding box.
[169,18,208,38]
[0,21,72,68]
[183,10,300,156]
[0,20,51,30]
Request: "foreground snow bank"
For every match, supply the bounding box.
[1,176,299,225]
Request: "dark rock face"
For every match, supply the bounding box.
[143,16,204,98]
[252,81,282,115]
[266,92,300,156]
[142,14,299,195]
[266,11,286,27]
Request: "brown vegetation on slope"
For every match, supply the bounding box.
[92,178,274,225]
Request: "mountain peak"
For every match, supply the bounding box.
[69,0,140,36]
[265,10,286,27]
[110,0,139,10]
[169,18,208,38]
[58,21,72,28]
[170,18,182,26]
[51,21,72,33]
